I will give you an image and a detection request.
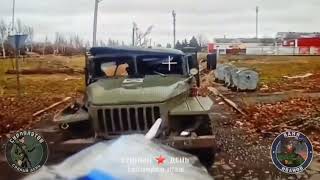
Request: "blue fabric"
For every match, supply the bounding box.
[78,169,118,180]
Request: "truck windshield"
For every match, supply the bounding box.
[136,55,184,76]
[94,57,134,78]
[94,55,185,78]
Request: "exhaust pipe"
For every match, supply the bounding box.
[60,123,69,130]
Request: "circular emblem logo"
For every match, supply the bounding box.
[5,131,49,173]
[271,131,313,174]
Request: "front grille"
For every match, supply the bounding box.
[97,106,161,134]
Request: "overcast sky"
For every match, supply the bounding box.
[0,0,319,45]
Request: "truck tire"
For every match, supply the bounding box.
[198,148,215,168]
[187,148,215,168]
[194,117,215,168]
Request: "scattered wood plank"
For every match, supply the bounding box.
[283,73,313,79]
[199,62,208,73]
[6,68,84,75]
[208,86,247,116]
[266,117,320,132]
[32,97,72,117]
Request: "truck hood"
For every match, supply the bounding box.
[87,75,190,105]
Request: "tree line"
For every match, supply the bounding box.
[174,35,208,51]
[0,19,91,58]
[0,18,209,58]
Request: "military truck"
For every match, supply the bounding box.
[54,46,216,166]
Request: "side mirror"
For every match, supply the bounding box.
[187,55,198,69]
[207,53,217,70]
[190,68,198,76]
[187,55,200,87]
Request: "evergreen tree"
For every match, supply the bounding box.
[175,40,182,50]
[181,39,188,48]
[189,36,200,50]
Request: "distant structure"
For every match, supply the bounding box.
[276,32,320,41]
[213,38,274,49]
[276,32,320,54]
[211,37,275,55]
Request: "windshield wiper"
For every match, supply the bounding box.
[153,71,166,77]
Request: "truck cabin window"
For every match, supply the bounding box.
[137,55,184,76]
[95,57,133,78]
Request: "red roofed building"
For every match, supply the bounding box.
[282,37,320,47]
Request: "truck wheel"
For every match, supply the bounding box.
[198,148,215,168]
[188,148,215,168]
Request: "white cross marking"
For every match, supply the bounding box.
[162,56,177,71]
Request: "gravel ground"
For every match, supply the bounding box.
[209,95,320,180]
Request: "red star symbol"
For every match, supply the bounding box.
[155,155,166,165]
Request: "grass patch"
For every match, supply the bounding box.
[225,55,320,84]
[0,55,85,97]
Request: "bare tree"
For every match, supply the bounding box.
[0,20,8,58]
[133,22,154,47]
[107,38,119,46]
[197,34,208,48]
[15,19,26,35]
[25,26,34,52]
[73,34,83,49]
[54,32,66,54]
[68,36,74,48]
[85,41,90,48]
[99,40,106,46]
[43,36,49,56]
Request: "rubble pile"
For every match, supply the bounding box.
[239,97,320,152]
[0,95,75,137]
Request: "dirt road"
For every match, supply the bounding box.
[210,96,320,179]
[1,91,320,180]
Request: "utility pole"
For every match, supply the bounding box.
[93,0,103,47]
[132,22,136,46]
[256,6,259,39]
[11,0,15,34]
[172,10,176,48]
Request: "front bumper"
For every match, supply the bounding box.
[164,135,215,149]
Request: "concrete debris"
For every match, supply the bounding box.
[221,164,232,171]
